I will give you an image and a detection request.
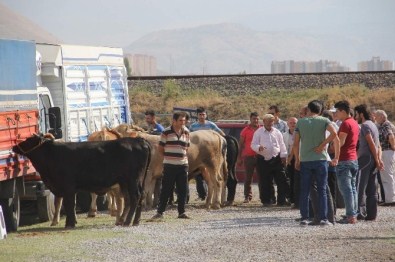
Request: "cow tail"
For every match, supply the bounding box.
[138,139,151,206]
[221,137,228,182]
[229,135,239,182]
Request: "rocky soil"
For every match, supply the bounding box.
[79,184,395,262]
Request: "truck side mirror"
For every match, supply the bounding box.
[48,107,62,129]
[48,128,63,139]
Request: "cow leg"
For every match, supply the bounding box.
[119,186,130,226]
[106,193,114,216]
[111,186,124,225]
[51,196,63,226]
[202,168,214,209]
[88,193,98,217]
[214,174,223,209]
[63,193,77,228]
[132,184,144,226]
[124,181,139,226]
[153,177,162,208]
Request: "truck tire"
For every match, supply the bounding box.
[37,192,56,222]
[0,188,20,232]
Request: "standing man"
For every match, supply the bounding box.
[251,114,289,206]
[354,104,384,221]
[189,107,225,201]
[375,110,395,205]
[268,105,288,133]
[334,100,360,224]
[145,110,164,135]
[238,112,260,203]
[293,100,339,226]
[151,112,191,220]
[283,117,299,207]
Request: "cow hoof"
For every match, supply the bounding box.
[110,211,117,217]
[87,214,96,218]
[132,223,140,227]
[212,204,221,210]
[50,222,58,226]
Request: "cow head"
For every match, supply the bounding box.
[12,133,53,156]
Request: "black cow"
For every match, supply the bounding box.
[12,134,151,228]
[225,135,239,205]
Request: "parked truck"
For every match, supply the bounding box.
[0,39,131,231]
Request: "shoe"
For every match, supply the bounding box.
[300,219,309,226]
[337,217,356,224]
[308,220,320,226]
[243,198,250,203]
[262,202,273,207]
[277,201,291,207]
[365,217,376,222]
[195,197,205,201]
[357,214,365,220]
[224,201,234,206]
[319,220,333,226]
[150,213,163,221]
[178,213,191,219]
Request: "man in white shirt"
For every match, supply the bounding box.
[251,114,290,206]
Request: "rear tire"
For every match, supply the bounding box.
[37,192,56,222]
[0,188,20,232]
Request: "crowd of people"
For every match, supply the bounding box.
[143,102,395,226]
[237,101,395,226]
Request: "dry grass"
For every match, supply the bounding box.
[130,84,395,125]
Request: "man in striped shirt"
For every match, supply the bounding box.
[151,112,191,220]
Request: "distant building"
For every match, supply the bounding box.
[271,60,349,73]
[357,57,394,71]
[124,54,157,76]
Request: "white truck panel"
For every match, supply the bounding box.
[37,43,130,142]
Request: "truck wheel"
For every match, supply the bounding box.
[0,188,20,232]
[76,192,91,213]
[37,192,56,222]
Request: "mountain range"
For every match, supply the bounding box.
[124,23,394,74]
[1,3,393,74]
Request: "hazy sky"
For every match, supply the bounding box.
[2,0,394,48]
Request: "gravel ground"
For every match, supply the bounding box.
[84,183,394,262]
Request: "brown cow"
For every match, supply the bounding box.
[123,126,228,209]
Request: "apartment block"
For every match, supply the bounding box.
[271,60,349,73]
[357,57,394,71]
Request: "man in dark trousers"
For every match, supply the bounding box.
[151,112,191,220]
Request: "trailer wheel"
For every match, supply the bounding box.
[0,188,20,232]
[37,192,56,222]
